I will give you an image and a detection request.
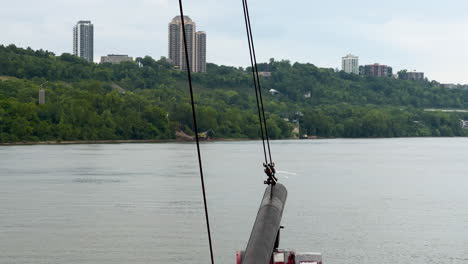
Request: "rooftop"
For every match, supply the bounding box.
[172,16,192,22]
[342,54,358,58]
[105,54,130,57]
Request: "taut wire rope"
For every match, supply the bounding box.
[177,1,215,264]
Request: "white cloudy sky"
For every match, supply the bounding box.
[2,0,468,84]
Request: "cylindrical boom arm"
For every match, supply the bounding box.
[243,183,287,264]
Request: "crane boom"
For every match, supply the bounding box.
[243,183,287,264]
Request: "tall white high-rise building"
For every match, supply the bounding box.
[341,54,359,74]
[168,16,206,73]
[73,20,94,62]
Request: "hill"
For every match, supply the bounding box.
[1,44,468,142]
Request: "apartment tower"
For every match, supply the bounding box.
[168,16,206,73]
[73,20,94,62]
[195,31,206,73]
[341,54,359,74]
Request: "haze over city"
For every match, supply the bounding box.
[2,0,468,83]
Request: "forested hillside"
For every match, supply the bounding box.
[1,44,468,142]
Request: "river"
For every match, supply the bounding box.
[1,139,467,264]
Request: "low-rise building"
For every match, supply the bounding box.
[360,63,393,77]
[442,83,468,90]
[442,83,458,89]
[406,71,424,81]
[399,70,425,81]
[460,120,468,129]
[258,71,272,77]
[100,54,133,64]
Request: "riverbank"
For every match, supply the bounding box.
[0,139,176,146]
[0,138,258,146]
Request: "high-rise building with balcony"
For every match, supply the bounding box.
[341,54,359,74]
[73,20,94,62]
[195,31,206,73]
[168,16,206,73]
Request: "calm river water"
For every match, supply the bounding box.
[1,139,468,264]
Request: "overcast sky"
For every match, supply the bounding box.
[2,0,468,84]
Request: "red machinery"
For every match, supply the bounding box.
[237,250,323,264]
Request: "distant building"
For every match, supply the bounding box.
[168,16,206,73]
[258,71,272,77]
[442,83,468,90]
[100,54,133,64]
[195,31,206,73]
[73,20,94,62]
[269,89,280,95]
[399,70,425,81]
[360,63,393,77]
[406,71,424,81]
[406,71,424,80]
[442,83,457,89]
[38,89,45,104]
[460,120,468,129]
[341,54,359,74]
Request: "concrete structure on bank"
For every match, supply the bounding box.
[38,89,45,104]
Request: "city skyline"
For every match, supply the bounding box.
[2,0,468,83]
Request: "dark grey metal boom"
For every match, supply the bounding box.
[242,183,287,264]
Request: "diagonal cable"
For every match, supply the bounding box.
[177,2,215,264]
[242,0,273,165]
[241,0,268,165]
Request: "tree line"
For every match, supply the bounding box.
[1,44,468,142]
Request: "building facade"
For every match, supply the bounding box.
[341,54,359,74]
[400,71,424,81]
[73,20,94,62]
[168,16,206,73]
[100,54,133,64]
[195,31,206,73]
[258,71,272,77]
[360,63,393,77]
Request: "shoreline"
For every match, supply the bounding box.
[0,138,256,146]
[0,139,177,146]
[1,136,463,146]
